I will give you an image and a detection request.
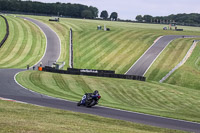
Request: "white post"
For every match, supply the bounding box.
[104,24,107,31]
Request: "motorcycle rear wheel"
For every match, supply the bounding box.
[77,100,81,106]
[86,100,96,107]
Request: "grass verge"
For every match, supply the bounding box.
[16,71,200,123]
[165,42,200,90]
[0,100,186,133]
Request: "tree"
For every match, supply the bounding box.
[143,15,153,23]
[110,12,118,21]
[81,10,93,19]
[89,6,98,18]
[0,0,99,19]
[135,15,143,22]
[100,10,108,19]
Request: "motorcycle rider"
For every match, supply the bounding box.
[80,90,99,105]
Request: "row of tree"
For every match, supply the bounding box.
[0,0,119,20]
[0,0,98,18]
[100,10,118,21]
[136,13,200,26]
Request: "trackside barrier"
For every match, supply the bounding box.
[42,67,146,81]
[0,15,9,48]
[69,28,73,68]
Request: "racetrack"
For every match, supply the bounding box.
[126,35,197,76]
[20,17,61,67]
[0,17,200,132]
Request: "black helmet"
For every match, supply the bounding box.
[93,90,99,95]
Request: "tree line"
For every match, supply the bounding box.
[0,0,98,18]
[0,0,118,20]
[100,10,118,21]
[136,13,200,26]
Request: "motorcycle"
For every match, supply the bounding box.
[77,93,101,107]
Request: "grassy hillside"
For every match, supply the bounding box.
[165,42,200,90]
[16,71,200,123]
[0,15,6,43]
[0,100,185,133]
[0,16,46,68]
[145,39,200,90]
[27,15,200,74]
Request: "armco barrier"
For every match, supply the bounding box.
[42,67,146,81]
[0,15,9,48]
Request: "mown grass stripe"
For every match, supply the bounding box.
[79,30,121,61]
[102,31,150,70]
[52,74,81,99]
[94,30,146,68]
[0,16,6,43]
[74,30,120,68]
[70,75,93,93]
[78,31,110,57]
[0,16,46,68]
[0,17,19,61]
[79,30,130,67]
[61,19,83,31]
[34,72,69,98]
[0,17,24,63]
[14,19,36,68]
[2,18,28,67]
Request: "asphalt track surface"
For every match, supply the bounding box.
[0,17,200,132]
[126,35,197,76]
[21,17,61,67]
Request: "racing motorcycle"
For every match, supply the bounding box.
[77,93,101,107]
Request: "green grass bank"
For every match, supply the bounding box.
[0,15,46,68]
[145,39,200,90]
[16,71,200,123]
[165,42,200,90]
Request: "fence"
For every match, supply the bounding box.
[42,66,146,81]
[0,15,9,48]
[69,28,73,68]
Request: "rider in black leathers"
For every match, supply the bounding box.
[78,90,100,106]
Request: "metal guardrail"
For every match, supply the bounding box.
[0,14,9,48]
[42,67,146,81]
